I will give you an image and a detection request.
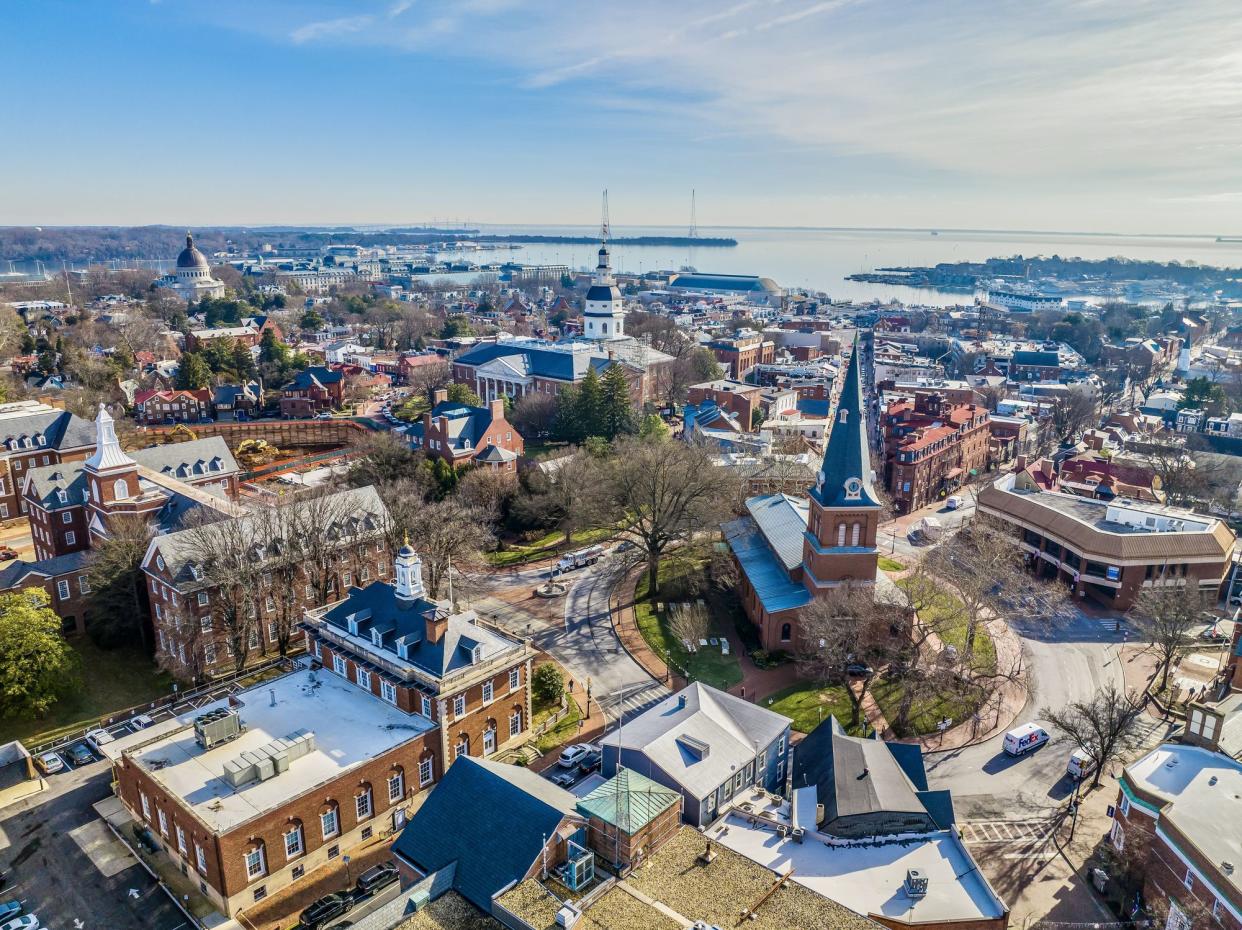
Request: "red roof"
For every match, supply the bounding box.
[135,388,210,405]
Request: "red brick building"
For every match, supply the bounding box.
[883,392,990,513]
[0,400,94,520]
[708,333,776,380]
[279,366,344,417]
[686,379,764,431]
[133,388,213,424]
[408,392,524,473]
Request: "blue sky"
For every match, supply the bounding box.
[3,0,1242,233]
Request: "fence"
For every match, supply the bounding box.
[532,694,570,737]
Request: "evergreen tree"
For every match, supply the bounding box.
[600,364,637,439]
[639,413,671,441]
[577,368,605,439]
[446,382,482,407]
[0,589,80,719]
[232,341,258,381]
[553,385,584,444]
[176,352,211,389]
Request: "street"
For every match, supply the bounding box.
[0,762,189,930]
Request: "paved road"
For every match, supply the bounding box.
[0,763,189,930]
[925,608,1175,820]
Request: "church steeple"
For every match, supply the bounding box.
[393,533,426,602]
[810,337,878,509]
[84,403,136,473]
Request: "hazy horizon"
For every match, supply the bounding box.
[5,1,1242,234]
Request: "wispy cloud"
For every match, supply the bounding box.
[388,1,414,17]
[290,15,373,44]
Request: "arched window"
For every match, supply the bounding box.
[837,523,846,546]
[602,322,608,334]
[113,478,129,499]
[780,623,792,642]
[850,522,861,546]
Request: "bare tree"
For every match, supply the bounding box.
[1041,685,1146,790]
[668,602,711,652]
[1129,583,1202,693]
[404,358,452,404]
[1048,387,1099,447]
[592,437,738,597]
[406,498,495,601]
[510,392,558,440]
[797,588,894,729]
[178,515,264,675]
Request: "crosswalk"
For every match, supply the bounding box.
[959,818,1058,844]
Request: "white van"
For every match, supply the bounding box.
[1003,723,1050,756]
[1067,748,1095,780]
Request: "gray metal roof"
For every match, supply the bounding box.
[722,516,812,615]
[0,408,94,453]
[745,493,809,572]
[600,682,789,799]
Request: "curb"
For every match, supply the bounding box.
[605,562,680,691]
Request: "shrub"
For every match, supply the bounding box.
[532,662,564,706]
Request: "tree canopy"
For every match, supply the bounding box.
[0,590,80,719]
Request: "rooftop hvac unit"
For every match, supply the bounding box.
[555,905,582,929]
[194,709,242,751]
[222,729,315,788]
[905,869,929,898]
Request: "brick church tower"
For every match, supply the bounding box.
[801,339,881,591]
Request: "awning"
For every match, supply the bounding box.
[944,467,964,479]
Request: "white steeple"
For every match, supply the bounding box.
[583,241,625,341]
[83,403,135,472]
[393,533,425,602]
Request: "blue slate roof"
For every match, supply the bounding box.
[286,365,343,390]
[405,400,499,451]
[391,757,577,910]
[745,493,809,572]
[455,341,611,383]
[1010,350,1061,368]
[722,516,811,614]
[810,341,880,509]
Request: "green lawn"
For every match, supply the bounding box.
[870,676,984,739]
[0,639,173,748]
[895,577,997,674]
[633,547,743,691]
[486,525,616,568]
[878,556,905,572]
[532,697,583,753]
[764,682,862,734]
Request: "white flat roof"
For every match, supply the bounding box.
[114,668,433,834]
[708,811,1006,924]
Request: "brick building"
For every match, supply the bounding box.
[686,379,764,431]
[708,332,776,380]
[279,366,344,417]
[133,388,213,424]
[1111,743,1241,930]
[142,485,389,678]
[0,400,94,521]
[406,392,524,473]
[883,392,990,513]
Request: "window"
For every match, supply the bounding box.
[1119,795,1130,817]
[313,639,322,659]
[509,667,520,690]
[158,809,168,836]
[355,789,372,820]
[780,623,792,642]
[176,825,187,854]
[291,864,304,880]
[264,596,275,613]
[253,886,267,903]
[327,844,339,860]
[114,479,129,499]
[333,655,347,676]
[244,847,266,880]
[61,511,72,524]
[482,680,493,703]
[356,668,371,691]
[284,825,303,859]
[455,737,468,759]
[1167,902,1191,930]
[381,680,397,704]
[197,591,209,606]
[204,643,216,664]
[321,807,339,839]
[388,772,404,804]
[78,575,90,594]
[248,628,259,649]
[509,710,522,738]
[421,695,432,717]
[361,826,372,841]
[483,728,496,755]
[419,757,433,787]
[195,843,207,874]
[57,579,70,600]
[268,621,278,643]
[1183,870,1194,892]
[360,567,370,582]
[850,523,861,546]
[453,694,465,717]
[140,792,151,819]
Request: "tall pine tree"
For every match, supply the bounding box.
[600,364,637,440]
[576,368,605,439]
[176,352,211,389]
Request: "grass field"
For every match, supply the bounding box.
[487,525,615,567]
[532,696,583,753]
[0,639,173,747]
[764,682,862,734]
[878,556,905,572]
[895,577,997,673]
[633,546,743,691]
[870,676,984,739]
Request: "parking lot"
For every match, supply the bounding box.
[539,743,603,793]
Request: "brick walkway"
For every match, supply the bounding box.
[608,563,685,690]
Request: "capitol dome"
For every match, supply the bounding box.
[176,232,210,270]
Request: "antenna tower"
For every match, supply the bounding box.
[600,189,610,243]
[689,189,697,239]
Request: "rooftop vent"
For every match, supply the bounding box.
[194,709,243,751]
[905,869,929,898]
[222,729,315,789]
[676,734,711,760]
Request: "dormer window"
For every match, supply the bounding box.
[471,645,484,664]
[188,562,203,581]
[397,640,410,660]
[37,435,45,446]
[371,628,384,647]
[347,617,361,636]
[57,490,67,504]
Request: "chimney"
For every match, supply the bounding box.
[425,610,449,645]
[423,411,433,444]
[432,388,448,406]
[1040,458,1055,480]
[490,397,505,421]
[1014,454,1028,473]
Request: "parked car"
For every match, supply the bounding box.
[0,901,21,922]
[845,662,874,678]
[0,547,17,562]
[85,728,115,751]
[549,769,577,788]
[1067,748,1095,780]
[557,744,591,769]
[577,749,602,774]
[130,714,155,730]
[354,861,399,897]
[1002,723,1050,757]
[300,893,353,930]
[66,743,94,766]
[945,495,964,510]
[34,752,63,775]
[0,915,37,930]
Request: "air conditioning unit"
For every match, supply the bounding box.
[194,709,242,751]
[905,869,929,898]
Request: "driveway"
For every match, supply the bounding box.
[0,764,190,930]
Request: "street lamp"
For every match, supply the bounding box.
[342,854,352,892]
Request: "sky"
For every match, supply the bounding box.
[3,0,1242,234]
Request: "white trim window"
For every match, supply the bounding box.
[176,825,187,854]
[420,695,432,717]
[197,591,209,607]
[321,807,339,840]
[482,680,493,703]
[509,667,520,691]
[509,710,522,738]
[244,846,266,880]
[157,808,168,836]
[1110,819,1125,851]
[483,727,496,756]
[387,771,404,804]
[57,579,70,600]
[333,654,347,676]
[64,530,75,546]
[454,737,468,759]
[284,824,303,859]
[355,789,373,820]
[380,680,397,705]
[1119,795,1130,817]
[195,843,207,874]
[419,757,433,787]
[356,668,371,691]
[140,792,151,819]
[453,694,465,717]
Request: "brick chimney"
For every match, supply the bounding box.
[1014,454,1028,473]
[425,609,449,645]
[1040,458,1055,480]
[489,397,505,422]
[422,411,434,445]
[432,388,448,406]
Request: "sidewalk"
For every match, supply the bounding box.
[526,657,607,775]
[609,562,685,691]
